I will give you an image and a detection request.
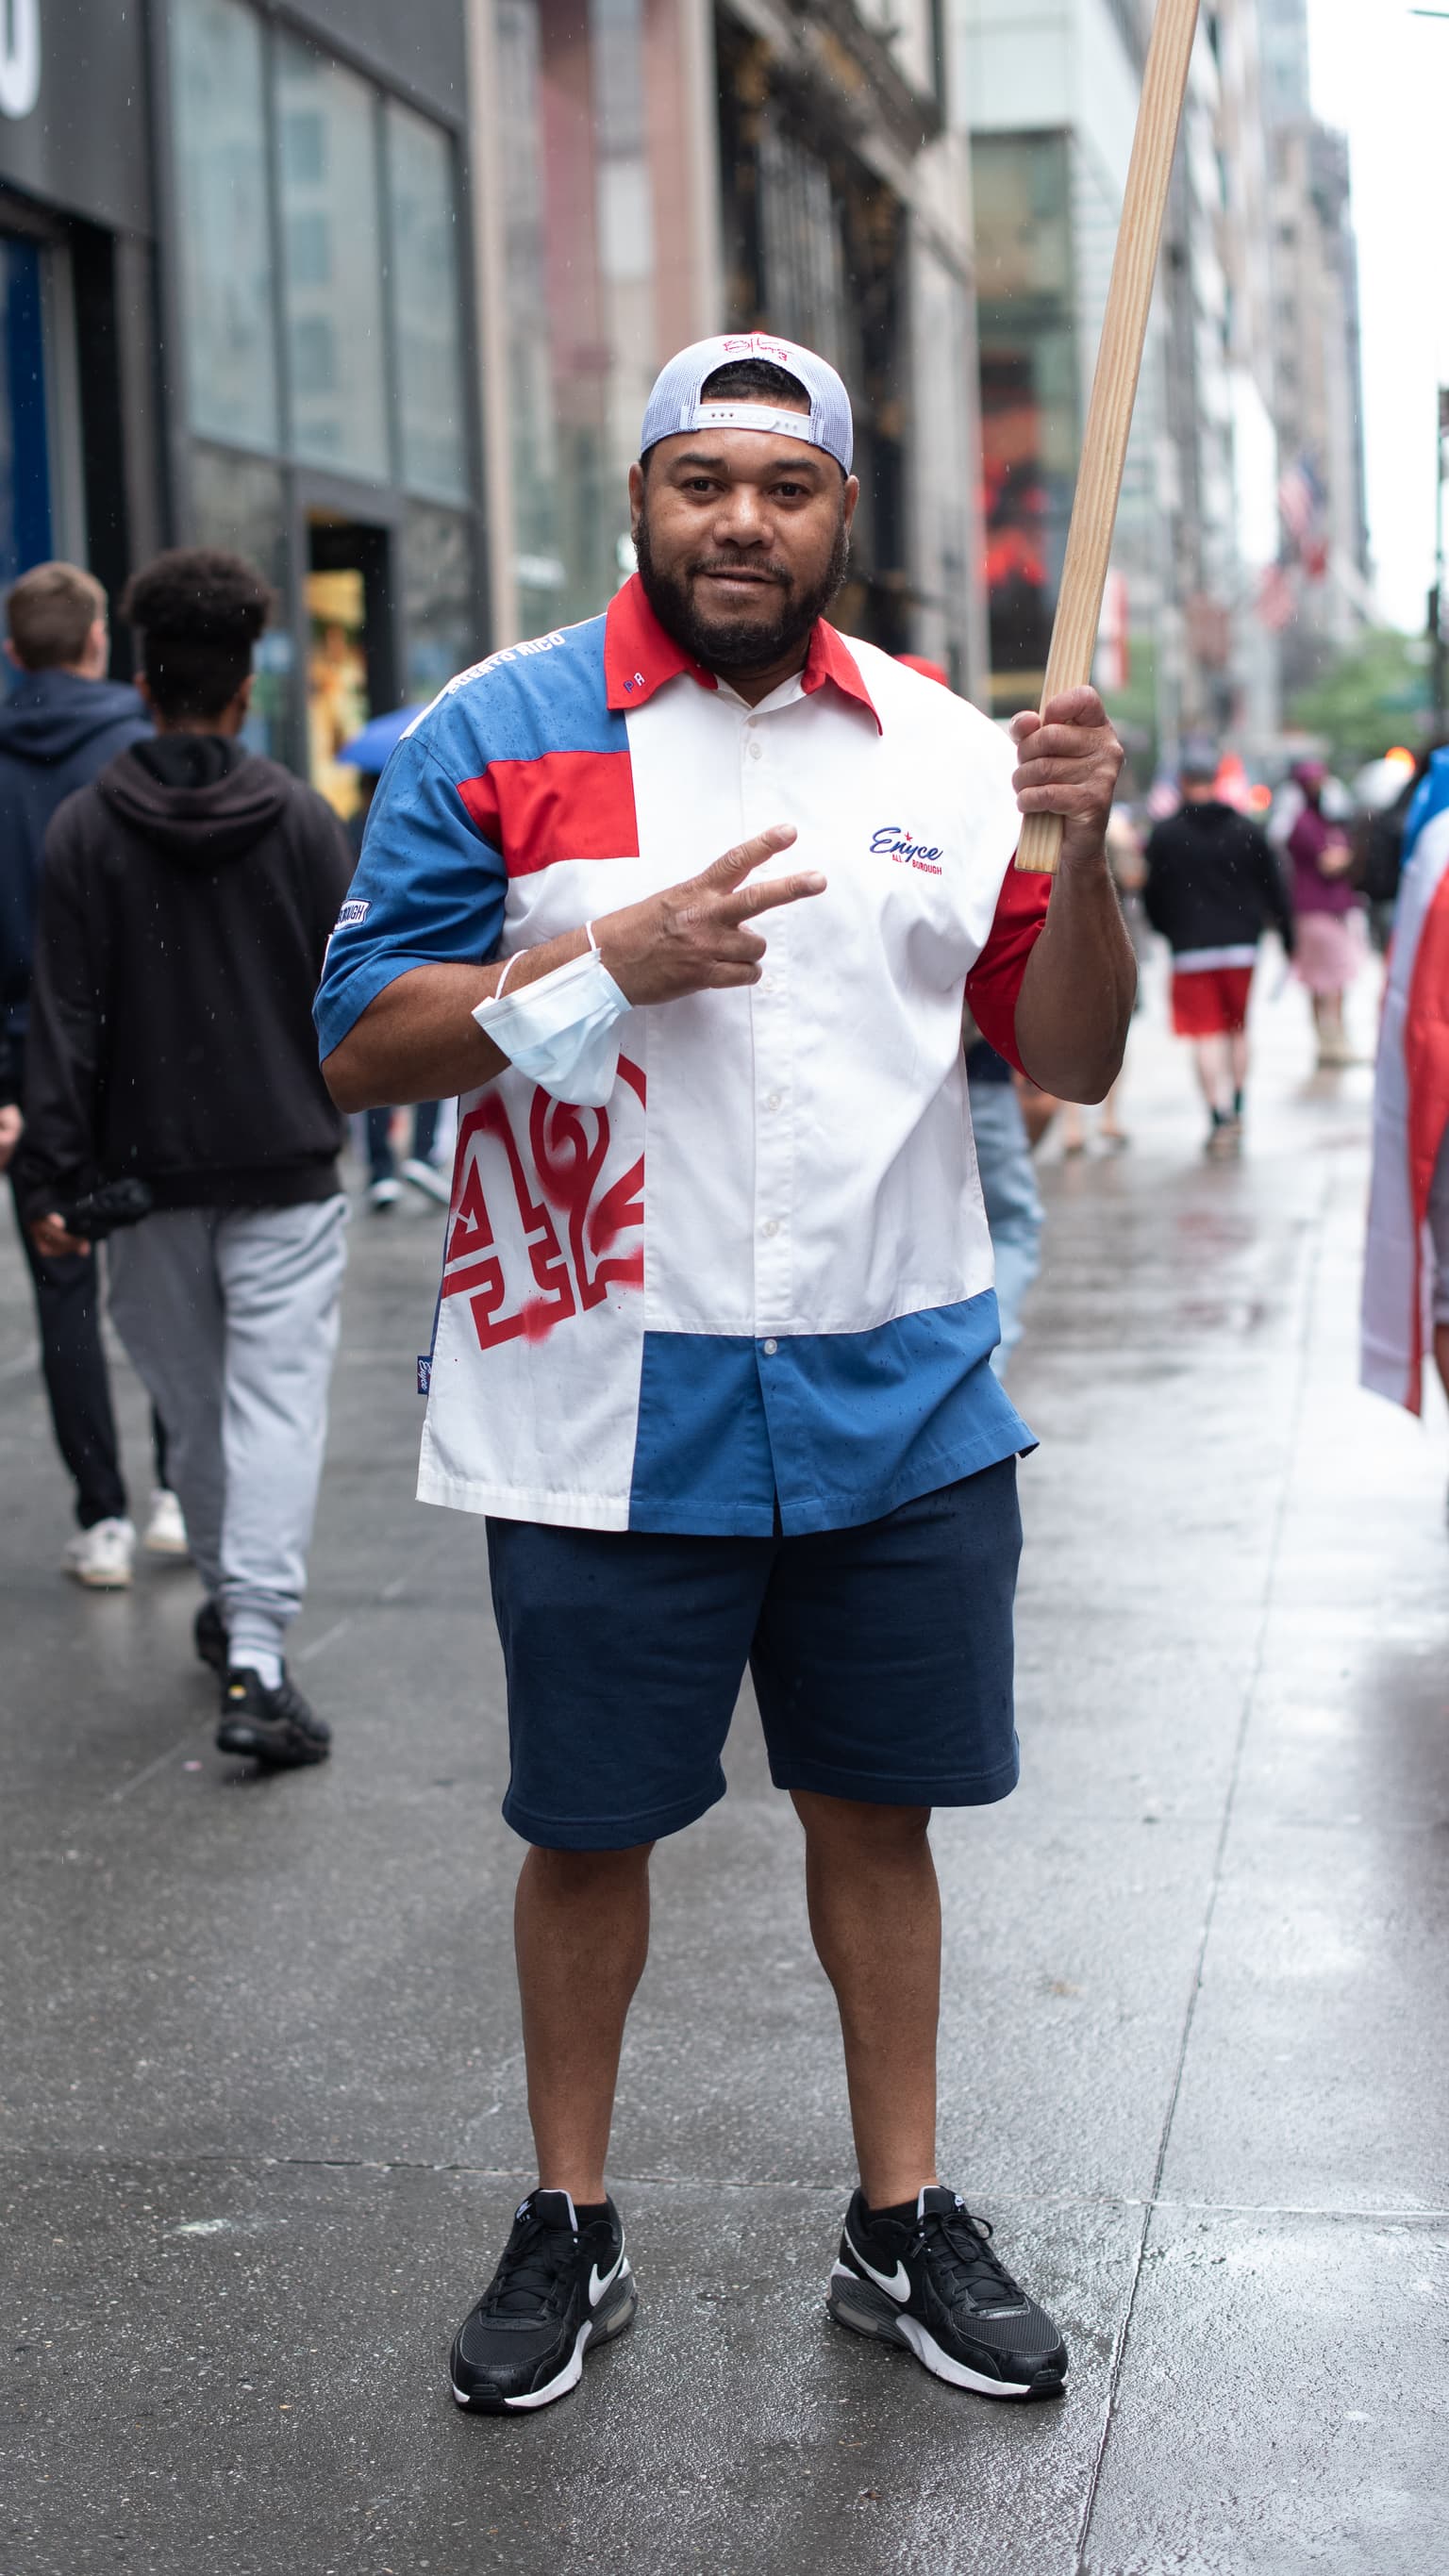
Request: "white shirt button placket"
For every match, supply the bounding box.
[743,710,793,1331]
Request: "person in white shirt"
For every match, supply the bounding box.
[319,334,1134,2416]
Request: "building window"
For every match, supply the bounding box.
[972,131,1078,708]
[386,102,469,504]
[275,40,390,481]
[171,0,280,454]
[402,501,476,701]
[167,2,482,778]
[190,443,294,762]
[0,237,52,581]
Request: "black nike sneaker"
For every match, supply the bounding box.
[216,1668,331,1769]
[450,2188,636,2414]
[827,2185,1067,2400]
[194,1601,228,1673]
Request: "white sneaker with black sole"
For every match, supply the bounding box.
[827,2184,1067,2400]
[449,2188,636,2414]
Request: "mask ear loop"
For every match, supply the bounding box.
[492,920,601,1006]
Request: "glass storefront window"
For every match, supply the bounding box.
[171,0,280,453]
[275,39,389,481]
[973,133,1078,709]
[386,102,468,504]
[0,238,52,581]
[190,444,293,764]
[402,502,477,701]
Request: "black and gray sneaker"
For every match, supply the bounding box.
[194,1600,228,1673]
[827,2185,1067,2400]
[450,2188,636,2414]
[216,1668,331,1769]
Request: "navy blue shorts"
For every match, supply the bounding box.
[486,1461,1022,1851]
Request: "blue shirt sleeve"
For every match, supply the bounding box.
[313,723,507,1061]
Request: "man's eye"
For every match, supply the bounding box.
[774,483,807,500]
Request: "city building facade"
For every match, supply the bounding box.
[954,0,1368,770]
[1258,0,1372,692]
[952,0,1175,757]
[473,0,990,688]
[0,0,484,803]
[0,0,1371,794]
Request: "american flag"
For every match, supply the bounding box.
[1256,560,1295,631]
[1278,455,1324,548]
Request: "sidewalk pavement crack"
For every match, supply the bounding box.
[1073,1167,1332,2576]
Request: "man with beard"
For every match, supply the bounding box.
[317,336,1133,2416]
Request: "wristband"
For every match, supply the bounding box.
[473,926,631,1107]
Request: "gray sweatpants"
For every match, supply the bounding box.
[107,1199,348,1670]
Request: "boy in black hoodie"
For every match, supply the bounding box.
[0,559,166,1582]
[17,550,354,1768]
[1143,747,1294,1158]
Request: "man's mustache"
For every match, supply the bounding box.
[687,560,791,588]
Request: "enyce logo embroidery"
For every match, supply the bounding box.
[870,825,944,876]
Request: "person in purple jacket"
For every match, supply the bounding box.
[1285,759,1365,1069]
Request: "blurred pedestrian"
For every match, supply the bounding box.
[1143,743,1293,1157]
[0,561,187,1584]
[15,550,354,1769]
[965,1035,1043,1379]
[319,332,1134,2416]
[899,655,1043,1376]
[1285,758,1364,1067]
[1353,746,1424,951]
[1362,803,1449,1487]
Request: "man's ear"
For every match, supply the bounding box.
[2,639,19,671]
[627,459,645,542]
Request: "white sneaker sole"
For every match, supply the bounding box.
[827,2262,1052,2400]
[65,1559,134,1589]
[452,2264,636,2412]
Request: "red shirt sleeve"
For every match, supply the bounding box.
[964,856,1052,1073]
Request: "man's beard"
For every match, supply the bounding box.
[634,507,851,674]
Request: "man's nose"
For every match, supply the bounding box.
[711,486,771,546]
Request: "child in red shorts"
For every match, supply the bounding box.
[1144,748,1294,1156]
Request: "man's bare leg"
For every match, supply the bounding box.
[515,1842,652,2202]
[792,1790,940,2207]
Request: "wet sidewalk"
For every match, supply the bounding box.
[2,970,1445,2575]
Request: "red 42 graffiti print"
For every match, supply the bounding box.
[440,1060,646,1351]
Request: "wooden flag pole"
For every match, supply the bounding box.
[1015,0,1201,873]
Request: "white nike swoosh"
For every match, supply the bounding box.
[845,2233,910,2302]
[589,2248,625,2308]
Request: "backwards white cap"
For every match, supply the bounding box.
[640,332,854,474]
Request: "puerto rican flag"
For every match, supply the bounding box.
[1361,809,1449,1411]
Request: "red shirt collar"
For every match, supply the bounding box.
[800,617,882,732]
[604,574,881,731]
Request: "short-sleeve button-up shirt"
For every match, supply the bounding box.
[315,578,1049,1535]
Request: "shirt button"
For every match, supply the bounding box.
[764,1091,781,1112]
[762,1218,779,1238]
[762,1338,778,1356]
[747,740,763,760]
